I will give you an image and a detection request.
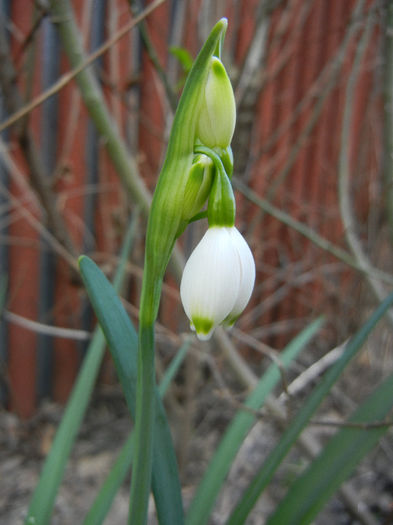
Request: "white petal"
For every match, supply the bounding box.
[223,228,255,326]
[180,227,241,339]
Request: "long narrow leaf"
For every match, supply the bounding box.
[267,370,393,524]
[83,339,191,525]
[78,255,184,525]
[227,291,393,524]
[25,216,138,525]
[186,318,324,525]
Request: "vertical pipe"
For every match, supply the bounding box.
[383,0,393,241]
[36,16,60,400]
[80,0,107,353]
[84,0,106,254]
[0,0,11,406]
[126,2,143,156]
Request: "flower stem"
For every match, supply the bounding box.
[194,145,235,227]
[128,321,156,525]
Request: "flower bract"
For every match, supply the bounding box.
[180,226,255,340]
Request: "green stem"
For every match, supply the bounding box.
[194,145,235,226]
[128,252,164,524]
[128,322,156,524]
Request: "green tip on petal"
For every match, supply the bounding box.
[222,313,240,328]
[192,317,214,341]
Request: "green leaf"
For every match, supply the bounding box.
[25,216,138,525]
[266,370,393,525]
[186,318,324,525]
[78,256,184,525]
[83,339,191,525]
[25,330,107,525]
[226,291,393,525]
[169,46,193,73]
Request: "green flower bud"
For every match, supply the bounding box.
[207,166,236,227]
[182,154,214,221]
[196,57,236,149]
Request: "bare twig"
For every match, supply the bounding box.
[231,327,290,394]
[279,341,347,400]
[0,138,41,209]
[257,0,368,162]
[0,21,77,259]
[214,331,380,525]
[48,0,188,282]
[128,0,177,112]
[4,310,91,340]
[55,0,92,168]
[338,10,393,326]
[14,2,47,63]
[234,178,393,286]
[0,0,166,134]
[243,260,344,327]
[382,1,393,241]
[0,180,77,269]
[310,418,393,429]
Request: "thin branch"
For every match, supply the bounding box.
[48,0,187,281]
[246,0,370,230]
[4,310,91,340]
[14,2,47,64]
[257,0,368,162]
[213,329,382,525]
[279,341,347,400]
[234,178,393,286]
[257,0,315,93]
[338,10,393,326]
[0,138,41,209]
[0,0,166,134]
[55,0,92,170]
[128,0,178,112]
[0,179,77,269]
[231,327,290,394]
[0,21,77,258]
[382,1,393,240]
[310,418,393,429]
[107,3,123,127]
[243,260,345,327]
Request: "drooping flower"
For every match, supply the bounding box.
[180,226,255,340]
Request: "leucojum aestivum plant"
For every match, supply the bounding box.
[23,14,393,525]
[124,18,255,524]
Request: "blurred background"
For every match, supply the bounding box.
[0,0,390,416]
[1,0,393,522]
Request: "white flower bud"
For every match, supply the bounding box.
[180,226,255,340]
[196,57,236,149]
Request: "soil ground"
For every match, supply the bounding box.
[1,326,393,525]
